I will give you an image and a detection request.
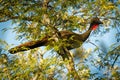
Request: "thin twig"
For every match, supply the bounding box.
[112,54,119,68]
[102,17,120,21]
[88,40,106,53]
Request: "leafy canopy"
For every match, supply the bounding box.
[0,0,120,80]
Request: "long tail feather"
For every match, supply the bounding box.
[9,37,48,54]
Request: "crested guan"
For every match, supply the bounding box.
[9,17,103,54]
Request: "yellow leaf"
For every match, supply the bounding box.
[3,68,7,72]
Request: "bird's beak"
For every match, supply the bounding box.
[98,20,103,24]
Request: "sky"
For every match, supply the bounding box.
[0,21,15,44]
[0,21,22,48]
[0,21,11,41]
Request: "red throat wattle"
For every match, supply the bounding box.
[92,24,99,30]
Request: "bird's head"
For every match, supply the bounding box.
[90,17,103,30]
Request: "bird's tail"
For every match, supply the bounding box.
[9,37,48,54]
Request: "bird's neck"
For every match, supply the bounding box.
[91,24,99,30]
[89,23,99,30]
[80,24,99,41]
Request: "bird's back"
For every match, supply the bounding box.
[59,31,84,49]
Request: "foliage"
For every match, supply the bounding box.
[0,0,120,80]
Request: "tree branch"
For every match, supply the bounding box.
[112,54,119,68]
[102,17,120,21]
[0,16,34,22]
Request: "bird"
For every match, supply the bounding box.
[9,17,103,54]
